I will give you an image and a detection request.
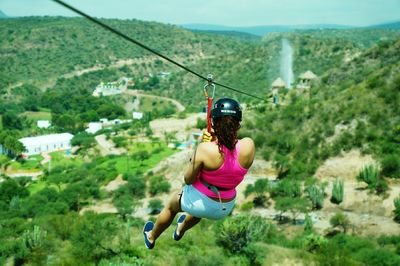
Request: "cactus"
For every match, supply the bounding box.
[23,225,47,250]
[331,179,344,204]
[394,197,400,223]
[357,164,380,188]
[307,184,325,210]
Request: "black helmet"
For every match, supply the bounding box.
[211,98,242,121]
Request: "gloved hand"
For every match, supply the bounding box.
[202,131,217,142]
[202,131,213,142]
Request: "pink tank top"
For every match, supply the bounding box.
[192,141,248,199]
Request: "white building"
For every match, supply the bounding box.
[132,112,143,120]
[37,120,51,129]
[85,122,103,134]
[19,133,74,156]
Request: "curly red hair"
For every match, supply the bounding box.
[212,116,241,152]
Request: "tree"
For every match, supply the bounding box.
[148,199,163,215]
[0,179,29,204]
[274,197,310,224]
[71,132,95,150]
[245,179,270,207]
[2,112,23,130]
[270,179,301,198]
[216,214,274,254]
[1,135,25,157]
[381,155,400,178]
[274,154,290,178]
[330,212,351,233]
[71,212,121,264]
[113,195,135,220]
[132,150,150,166]
[149,175,171,196]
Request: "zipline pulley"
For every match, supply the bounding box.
[203,74,215,133]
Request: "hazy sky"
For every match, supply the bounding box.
[1,0,399,26]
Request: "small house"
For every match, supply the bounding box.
[86,122,103,134]
[19,133,74,156]
[37,120,51,129]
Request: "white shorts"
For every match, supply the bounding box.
[180,185,235,220]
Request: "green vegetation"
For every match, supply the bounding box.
[149,175,171,196]
[1,15,400,265]
[394,197,400,223]
[330,212,351,233]
[357,165,388,194]
[244,178,270,207]
[331,178,344,204]
[306,183,325,210]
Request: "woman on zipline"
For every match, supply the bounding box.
[143,98,255,249]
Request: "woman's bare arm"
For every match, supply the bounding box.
[183,143,207,184]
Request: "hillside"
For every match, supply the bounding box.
[245,37,400,179]
[1,16,400,266]
[0,17,248,89]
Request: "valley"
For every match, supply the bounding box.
[0,14,399,266]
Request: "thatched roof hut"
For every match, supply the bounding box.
[271,77,286,89]
[299,70,317,80]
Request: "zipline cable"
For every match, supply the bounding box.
[52,0,265,101]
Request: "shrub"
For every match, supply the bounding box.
[148,199,163,215]
[304,214,313,233]
[270,179,301,199]
[195,118,207,130]
[304,233,327,253]
[306,184,325,210]
[381,154,400,178]
[357,164,380,186]
[394,197,400,223]
[240,202,254,212]
[113,195,135,220]
[244,184,254,198]
[331,179,344,204]
[330,212,350,233]
[117,174,146,199]
[149,175,170,196]
[215,214,274,254]
[274,197,310,224]
[357,164,388,194]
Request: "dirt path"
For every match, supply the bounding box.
[124,89,185,112]
[4,171,43,181]
[95,134,126,156]
[103,174,127,192]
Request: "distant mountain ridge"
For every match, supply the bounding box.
[181,21,400,36]
[181,23,352,36]
[368,21,400,29]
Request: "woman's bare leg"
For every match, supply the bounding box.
[148,192,181,243]
[177,214,201,236]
